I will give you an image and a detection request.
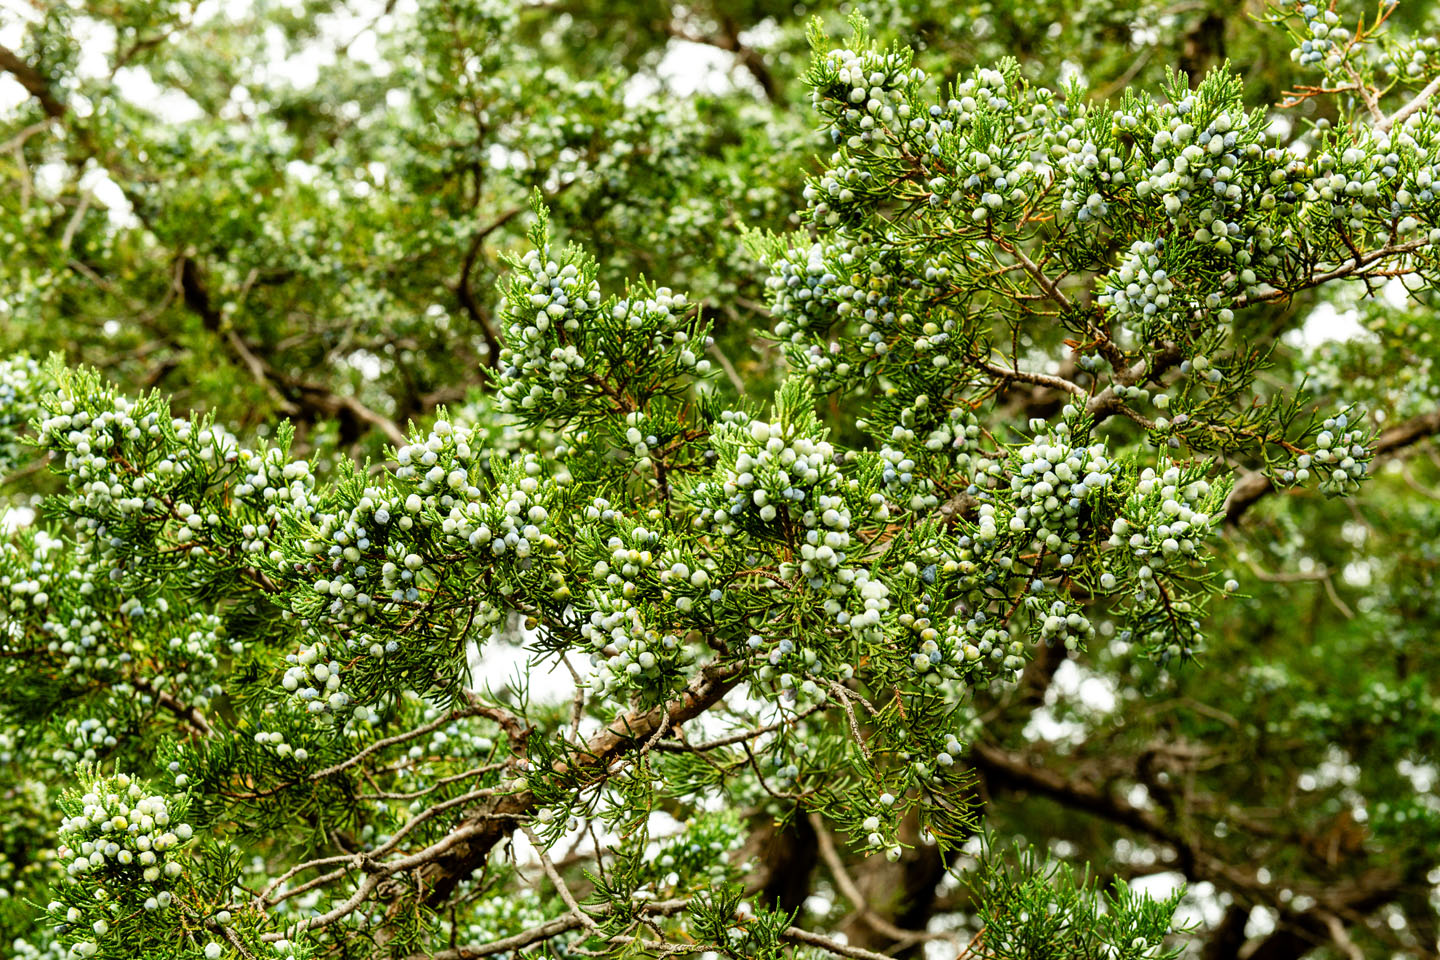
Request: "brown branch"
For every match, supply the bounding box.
[177,255,408,446]
[780,925,900,960]
[969,740,1413,954]
[808,813,959,951]
[650,700,826,753]
[969,741,1178,846]
[131,677,212,738]
[1199,904,1251,960]
[1244,894,1406,960]
[407,660,743,910]
[401,899,692,959]
[0,116,56,155]
[454,178,581,366]
[0,41,410,450]
[1377,74,1440,133]
[455,204,528,365]
[523,824,601,936]
[973,358,1086,398]
[1232,238,1433,310]
[0,44,68,119]
[1087,343,1184,422]
[1224,407,1440,525]
[996,239,1072,310]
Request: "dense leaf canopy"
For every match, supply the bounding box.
[2,2,1440,959]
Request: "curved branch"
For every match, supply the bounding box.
[973,358,1085,398]
[1232,238,1434,310]
[968,739,1411,950]
[808,812,960,951]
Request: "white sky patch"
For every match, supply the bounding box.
[466,620,578,710]
[1342,559,1373,587]
[112,67,206,123]
[624,72,663,108]
[1022,706,1085,744]
[737,18,779,51]
[192,0,256,27]
[1266,113,1293,141]
[1059,60,1087,88]
[1398,759,1436,793]
[625,38,746,107]
[1290,301,1363,347]
[285,158,321,183]
[1381,275,1413,307]
[1021,660,1121,742]
[1173,880,1228,929]
[0,75,26,114]
[0,506,35,534]
[1246,904,1277,938]
[0,0,36,115]
[507,806,688,875]
[245,0,395,89]
[486,143,527,173]
[92,175,137,228]
[0,1,36,48]
[33,160,69,198]
[1055,659,1120,712]
[1132,869,1185,901]
[658,42,743,96]
[344,349,385,380]
[72,18,118,81]
[272,48,327,89]
[1077,674,1117,712]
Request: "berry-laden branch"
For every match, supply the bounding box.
[410,662,743,909]
[1225,405,1440,523]
[3,6,1438,960]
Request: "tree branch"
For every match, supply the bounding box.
[1224,407,1440,524]
[401,899,692,959]
[0,44,413,450]
[0,44,68,119]
[969,739,1412,957]
[176,255,409,446]
[973,358,1086,398]
[408,660,744,909]
[808,812,959,951]
[1377,74,1440,133]
[455,204,528,365]
[1232,238,1434,309]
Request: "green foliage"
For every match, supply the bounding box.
[964,837,1188,959]
[2,1,1440,959]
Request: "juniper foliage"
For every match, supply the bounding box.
[2,2,1440,959]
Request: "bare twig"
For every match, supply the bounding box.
[523,825,600,935]
[808,813,960,950]
[781,925,902,960]
[400,899,691,959]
